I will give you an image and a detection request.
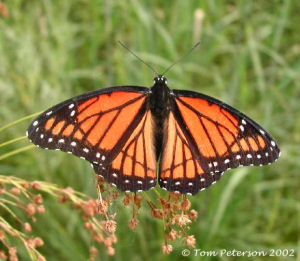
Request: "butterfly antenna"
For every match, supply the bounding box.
[162,42,201,76]
[118,41,159,76]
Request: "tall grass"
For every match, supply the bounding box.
[0,0,299,260]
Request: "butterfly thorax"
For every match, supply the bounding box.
[149,75,171,118]
[150,75,171,158]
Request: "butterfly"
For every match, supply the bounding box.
[27,74,280,195]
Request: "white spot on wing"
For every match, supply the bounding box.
[83,148,89,153]
[71,141,76,147]
[247,154,252,159]
[271,141,276,147]
[70,110,75,117]
[96,152,101,158]
[224,159,230,164]
[69,104,74,109]
[33,121,38,126]
[46,111,52,116]
[58,139,64,143]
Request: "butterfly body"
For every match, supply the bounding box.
[27,75,280,195]
[149,75,172,159]
[149,75,171,117]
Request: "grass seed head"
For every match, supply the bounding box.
[128,218,139,230]
[162,243,173,255]
[184,235,196,248]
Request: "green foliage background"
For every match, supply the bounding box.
[0,0,299,260]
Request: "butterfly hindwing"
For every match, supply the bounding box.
[159,111,222,195]
[159,90,280,195]
[92,110,157,192]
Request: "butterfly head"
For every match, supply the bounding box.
[154,75,167,85]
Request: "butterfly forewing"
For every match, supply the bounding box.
[27,86,157,181]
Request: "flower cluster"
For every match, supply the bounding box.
[1,174,199,259]
[121,189,198,254]
[0,175,118,260]
[149,193,197,254]
[0,179,46,261]
[90,176,199,256]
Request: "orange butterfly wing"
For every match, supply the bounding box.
[27,86,157,192]
[159,90,280,195]
[92,110,157,192]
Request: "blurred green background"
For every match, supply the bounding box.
[0,0,299,260]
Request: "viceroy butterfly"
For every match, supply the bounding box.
[27,55,280,196]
